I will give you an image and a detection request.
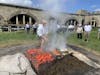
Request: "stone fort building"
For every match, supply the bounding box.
[0,3,100,31]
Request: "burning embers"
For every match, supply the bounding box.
[25,48,99,75]
[25,48,59,70]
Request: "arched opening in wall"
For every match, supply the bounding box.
[65,19,78,26]
[89,18,97,27]
[49,17,56,24]
[9,14,36,25]
[0,17,1,24]
[0,15,3,25]
[82,19,85,25]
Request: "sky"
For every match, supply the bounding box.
[0,0,100,13]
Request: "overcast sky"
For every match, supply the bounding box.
[0,0,100,13]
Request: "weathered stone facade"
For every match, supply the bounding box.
[0,3,100,31]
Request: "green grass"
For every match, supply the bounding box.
[0,29,100,54]
[0,31,38,48]
[68,28,100,53]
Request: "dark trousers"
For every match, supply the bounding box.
[77,33,82,39]
[33,28,37,34]
[26,28,30,34]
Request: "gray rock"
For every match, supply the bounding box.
[0,53,37,75]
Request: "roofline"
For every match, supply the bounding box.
[1,3,98,16]
[0,3,80,15]
[0,3,43,11]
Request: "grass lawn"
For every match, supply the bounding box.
[68,28,100,54]
[0,29,100,54]
[0,31,39,48]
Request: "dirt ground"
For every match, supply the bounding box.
[0,44,100,75]
[38,54,93,75]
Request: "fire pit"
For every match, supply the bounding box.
[25,48,95,75]
[25,48,55,70]
[38,54,93,75]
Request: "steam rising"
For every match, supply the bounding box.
[40,0,62,12]
[41,0,69,51]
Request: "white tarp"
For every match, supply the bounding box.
[0,53,37,75]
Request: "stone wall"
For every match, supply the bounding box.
[0,3,100,29]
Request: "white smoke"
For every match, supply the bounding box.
[40,0,62,11]
[40,0,69,51]
[0,0,33,7]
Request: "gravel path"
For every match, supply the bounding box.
[0,44,36,57]
[0,44,100,64]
